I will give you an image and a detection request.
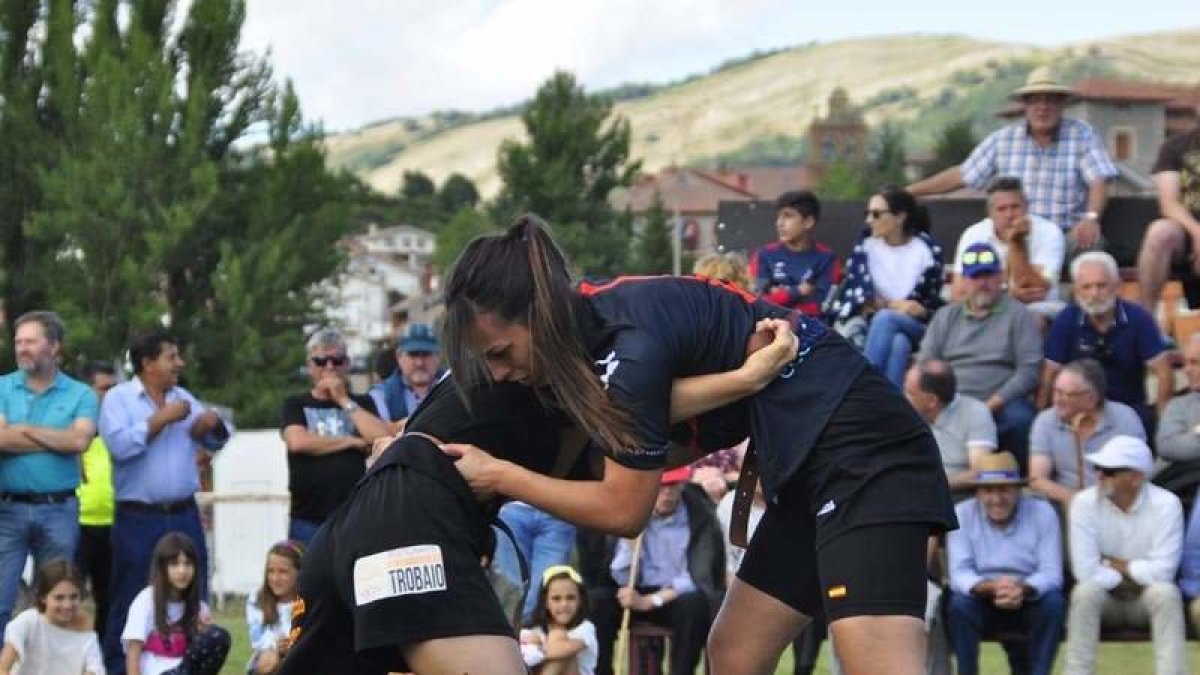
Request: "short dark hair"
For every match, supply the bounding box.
[775,190,821,221]
[14,310,66,344]
[916,359,956,406]
[1062,358,1107,399]
[987,176,1025,195]
[81,361,117,384]
[129,331,177,375]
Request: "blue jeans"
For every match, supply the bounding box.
[862,309,926,387]
[947,589,1065,675]
[994,397,1036,472]
[289,517,323,547]
[494,502,576,622]
[0,497,79,642]
[102,503,208,675]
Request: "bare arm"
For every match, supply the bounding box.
[344,406,391,443]
[126,641,143,675]
[1029,454,1075,508]
[1150,354,1175,415]
[281,425,366,456]
[14,418,96,455]
[1157,172,1200,235]
[907,166,965,197]
[1036,360,1063,410]
[445,446,660,537]
[0,642,17,674]
[541,628,586,661]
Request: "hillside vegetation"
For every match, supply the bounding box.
[324,30,1200,196]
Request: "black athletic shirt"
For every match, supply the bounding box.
[578,275,861,498]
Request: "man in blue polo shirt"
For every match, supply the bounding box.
[0,311,98,641]
[1039,251,1171,435]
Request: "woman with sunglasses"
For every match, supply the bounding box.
[827,186,945,387]
[439,215,956,675]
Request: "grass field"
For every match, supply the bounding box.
[211,600,1199,674]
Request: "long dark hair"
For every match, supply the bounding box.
[877,185,931,235]
[149,532,202,637]
[256,540,304,628]
[442,214,637,454]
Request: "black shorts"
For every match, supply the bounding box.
[737,367,955,622]
[280,436,513,675]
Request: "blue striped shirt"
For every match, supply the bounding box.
[961,118,1119,231]
[948,495,1063,597]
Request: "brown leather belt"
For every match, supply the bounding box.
[730,437,759,548]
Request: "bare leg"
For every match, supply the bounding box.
[707,577,810,675]
[829,615,926,675]
[1137,219,1186,312]
[403,635,526,675]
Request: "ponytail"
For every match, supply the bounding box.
[443,214,638,454]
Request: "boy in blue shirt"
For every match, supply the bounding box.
[749,190,840,315]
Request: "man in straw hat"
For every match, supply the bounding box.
[946,451,1065,675]
[909,66,1118,251]
[1065,435,1187,675]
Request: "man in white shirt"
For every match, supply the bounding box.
[1065,435,1187,675]
[952,177,1065,315]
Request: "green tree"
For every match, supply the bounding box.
[435,208,496,272]
[867,122,908,188]
[400,170,436,200]
[438,173,480,214]
[927,119,978,176]
[816,162,869,201]
[634,197,672,275]
[494,70,641,275]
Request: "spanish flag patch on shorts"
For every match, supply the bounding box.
[827,585,847,599]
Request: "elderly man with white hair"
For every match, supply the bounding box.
[1065,435,1187,675]
[1038,251,1171,434]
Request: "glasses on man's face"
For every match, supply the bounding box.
[961,250,998,266]
[1023,94,1065,106]
[1053,388,1092,400]
[310,355,349,368]
[1097,467,1131,478]
[864,209,892,220]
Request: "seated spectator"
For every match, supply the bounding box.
[918,242,1042,467]
[1156,334,1200,466]
[1178,489,1200,636]
[1029,360,1146,512]
[1066,436,1187,675]
[246,541,303,674]
[1135,107,1200,314]
[281,328,390,545]
[903,359,997,496]
[952,176,1065,316]
[827,186,944,386]
[946,452,1065,675]
[749,190,839,316]
[590,468,724,675]
[518,566,599,675]
[1039,251,1170,436]
[0,559,103,674]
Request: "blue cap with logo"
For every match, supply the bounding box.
[961,242,1002,278]
[397,323,438,354]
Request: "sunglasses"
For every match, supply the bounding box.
[961,250,998,265]
[1097,467,1131,478]
[310,355,349,368]
[864,209,892,220]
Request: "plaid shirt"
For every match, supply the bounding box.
[961,117,1118,231]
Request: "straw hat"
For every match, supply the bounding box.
[1010,66,1077,100]
[970,451,1027,487]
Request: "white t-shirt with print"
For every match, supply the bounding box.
[863,237,934,302]
[121,586,210,675]
[2,607,104,675]
[954,215,1065,301]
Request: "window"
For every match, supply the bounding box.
[1111,127,1135,162]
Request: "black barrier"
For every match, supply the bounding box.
[716,197,1160,268]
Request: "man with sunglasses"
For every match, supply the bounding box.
[908,67,1118,252]
[281,327,390,545]
[1065,435,1187,675]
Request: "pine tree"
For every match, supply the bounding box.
[494,71,640,275]
[868,122,908,188]
[927,119,978,176]
[635,196,672,275]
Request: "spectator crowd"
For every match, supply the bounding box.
[2,65,1200,675]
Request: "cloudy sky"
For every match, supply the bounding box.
[238,1,1190,132]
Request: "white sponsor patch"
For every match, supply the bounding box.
[817,500,836,517]
[353,544,447,606]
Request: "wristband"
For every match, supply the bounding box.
[341,399,359,413]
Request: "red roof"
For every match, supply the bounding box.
[616,165,817,214]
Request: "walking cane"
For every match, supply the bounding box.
[615,532,645,675]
